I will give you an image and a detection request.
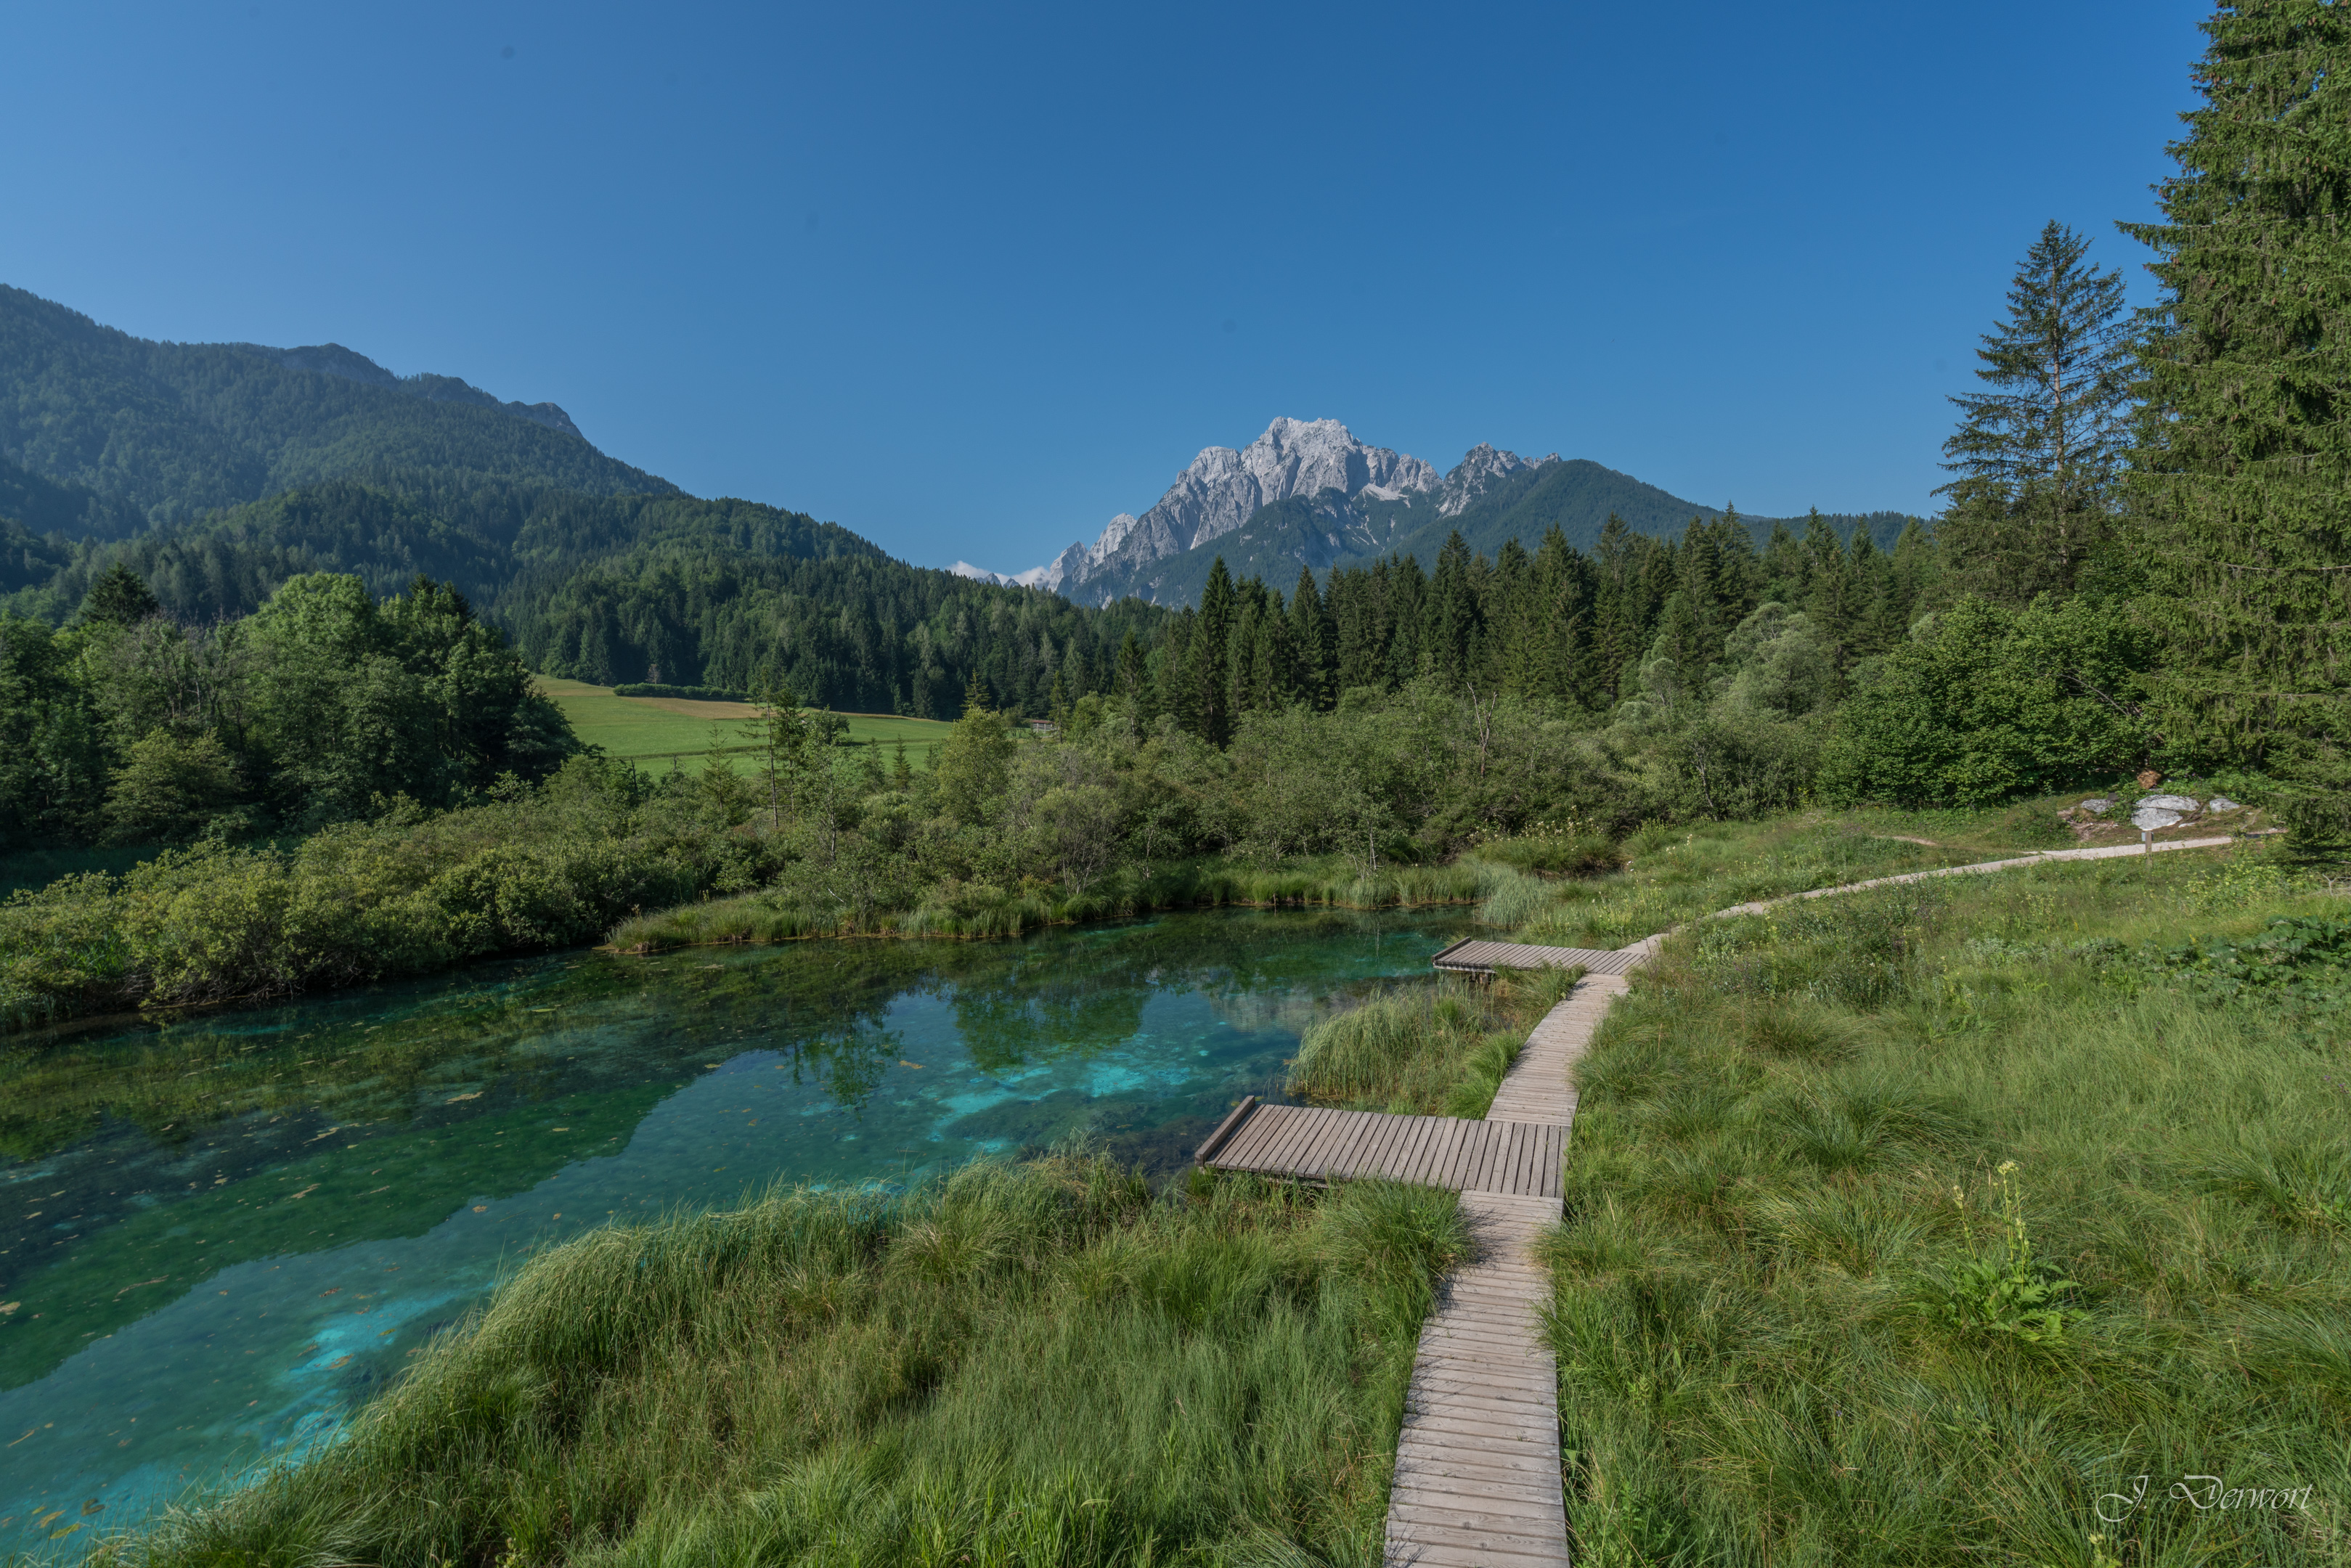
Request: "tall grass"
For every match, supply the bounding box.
[1509,812,2000,952]
[608,858,1489,953]
[96,1156,1467,1568]
[1542,846,2351,1563]
[1288,965,1585,1118]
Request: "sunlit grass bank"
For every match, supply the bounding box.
[536,677,954,775]
[96,1157,1465,1568]
[606,857,1496,952]
[1540,842,2351,1561]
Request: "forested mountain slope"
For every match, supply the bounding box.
[0,285,672,534]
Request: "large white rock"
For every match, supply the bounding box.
[2132,805,2185,830]
[2139,793,2201,812]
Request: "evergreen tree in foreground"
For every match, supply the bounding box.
[79,563,163,627]
[2121,0,2351,831]
[1936,221,2132,605]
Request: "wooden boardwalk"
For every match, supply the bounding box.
[1199,1102,1564,1199]
[1386,1190,1577,1567]
[1430,938,1647,977]
[1383,968,1631,1567]
[1192,955,1648,1565]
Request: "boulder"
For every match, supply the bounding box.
[2139,793,2201,812]
[2209,796,2244,812]
[2132,805,2185,831]
[2079,797,2115,815]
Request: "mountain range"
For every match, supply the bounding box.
[957,417,1915,607]
[1,283,1915,645]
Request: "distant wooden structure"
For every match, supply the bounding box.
[1196,1100,1563,1200]
[1428,937,1646,976]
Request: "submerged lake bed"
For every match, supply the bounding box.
[0,907,1472,1548]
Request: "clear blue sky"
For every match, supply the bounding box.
[3,1,2207,575]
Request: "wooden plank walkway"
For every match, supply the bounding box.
[1201,1102,1564,1199]
[1386,1190,1576,1567]
[1383,971,1627,1567]
[1430,938,1647,976]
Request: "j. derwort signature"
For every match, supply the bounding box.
[2097,1474,2315,1523]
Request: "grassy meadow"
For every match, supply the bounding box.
[536,678,956,775]
[91,1158,1467,1568]
[1526,836,2351,1563]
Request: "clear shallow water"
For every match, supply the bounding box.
[0,907,1470,1548]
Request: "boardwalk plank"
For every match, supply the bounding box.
[1300,1108,1358,1178]
[1214,1108,1279,1169]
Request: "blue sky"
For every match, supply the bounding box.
[4,1,2205,574]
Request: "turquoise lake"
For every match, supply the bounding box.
[0,907,1472,1549]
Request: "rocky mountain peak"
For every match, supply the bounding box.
[1004,417,1441,592]
[1437,444,1555,517]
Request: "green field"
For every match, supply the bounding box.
[536,678,955,775]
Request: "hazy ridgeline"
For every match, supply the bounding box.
[98,1159,1468,1568]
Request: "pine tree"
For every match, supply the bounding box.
[960,669,991,717]
[1115,628,1146,701]
[80,563,162,627]
[1805,513,1862,677]
[1429,531,1479,690]
[1936,221,2133,603]
[1759,520,1809,607]
[2121,0,2351,831]
[1385,554,1427,686]
[1289,565,1335,709]
[1193,558,1236,745]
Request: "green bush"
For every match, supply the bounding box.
[1819,595,2161,807]
[609,682,750,701]
[0,756,753,1030]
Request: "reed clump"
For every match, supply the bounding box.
[1289,964,1585,1119]
[99,1156,1467,1568]
[606,857,1489,953]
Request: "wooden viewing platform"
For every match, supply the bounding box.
[1429,938,1647,976]
[1196,1101,1564,1200]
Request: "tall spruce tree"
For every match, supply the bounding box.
[1193,558,1236,745]
[2121,0,2351,833]
[1937,221,2134,603]
[1289,565,1335,710]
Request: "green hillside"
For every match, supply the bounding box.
[0,285,674,534]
